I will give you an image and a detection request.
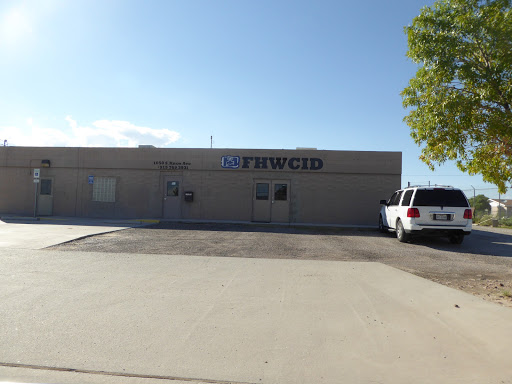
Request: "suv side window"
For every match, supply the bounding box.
[387,192,397,206]
[401,190,414,206]
[389,191,403,206]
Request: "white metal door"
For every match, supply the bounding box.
[252,180,271,222]
[163,176,183,219]
[270,180,290,223]
[37,178,53,216]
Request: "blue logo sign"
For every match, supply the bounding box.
[221,156,240,169]
[88,175,94,184]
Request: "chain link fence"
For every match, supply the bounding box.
[460,187,512,226]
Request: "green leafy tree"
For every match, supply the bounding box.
[402,0,512,193]
[468,193,491,214]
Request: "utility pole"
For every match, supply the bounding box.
[210,136,212,149]
[498,191,501,224]
[470,185,476,217]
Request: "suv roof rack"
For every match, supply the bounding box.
[405,184,454,189]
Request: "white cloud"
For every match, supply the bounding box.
[0,123,70,147]
[89,119,181,147]
[0,117,181,148]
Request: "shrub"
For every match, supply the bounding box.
[475,214,494,226]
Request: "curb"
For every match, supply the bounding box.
[0,216,40,221]
[1,216,377,231]
[102,219,161,225]
[1,216,160,226]
[154,219,378,231]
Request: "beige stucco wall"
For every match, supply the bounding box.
[0,147,401,225]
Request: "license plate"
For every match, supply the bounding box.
[435,214,448,220]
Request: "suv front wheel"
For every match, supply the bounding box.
[396,219,410,243]
[378,215,387,233]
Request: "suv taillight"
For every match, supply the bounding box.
[407,208,420,218]
[464,209,472,219]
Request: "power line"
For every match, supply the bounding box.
[403,174,474,177]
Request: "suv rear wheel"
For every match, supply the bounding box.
[396,219,410,243]
[449,234,464,244]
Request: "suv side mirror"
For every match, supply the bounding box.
[380,200,387,205]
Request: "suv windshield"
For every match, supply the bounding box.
[413,189,469,207]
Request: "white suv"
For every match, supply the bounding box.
[379,185,472,244]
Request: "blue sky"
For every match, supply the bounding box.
[0,0,509,199]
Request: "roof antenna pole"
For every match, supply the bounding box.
[210,136,212,149]
[498,191,501,223]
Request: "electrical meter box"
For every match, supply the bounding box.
[184,191,194,202]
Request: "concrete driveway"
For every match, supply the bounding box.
[0,217,151,249]
[1,219,512,383]
[53,221,512,307]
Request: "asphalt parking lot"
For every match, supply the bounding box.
[52,222,512,308]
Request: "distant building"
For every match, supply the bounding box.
[488,199,512,218]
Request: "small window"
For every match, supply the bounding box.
[389,191,402,206]
[256,183,269,200]
[93,177,116,202]
[274,184,287,201]
[401,190,414,206]
[167,181,179,197]
[40,179,52,195]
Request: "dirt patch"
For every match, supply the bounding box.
[411,272,512,308]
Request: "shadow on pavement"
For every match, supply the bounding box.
[405,228,512,257]
[0,217,147,228]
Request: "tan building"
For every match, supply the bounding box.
[0,147,401,226]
